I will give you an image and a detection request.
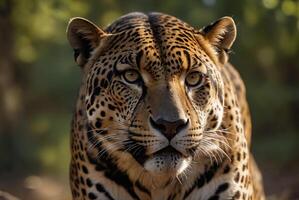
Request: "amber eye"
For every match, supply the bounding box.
[185,71,204,87]
[122,69,141,84]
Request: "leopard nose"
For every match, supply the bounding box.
[150,117,189,140]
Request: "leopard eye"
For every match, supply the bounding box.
[122,69,141,84]
[185,71,204,87]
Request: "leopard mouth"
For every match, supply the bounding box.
[144,146,192,175]
[153,146,187,158]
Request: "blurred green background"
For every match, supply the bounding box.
[0,0,298,199]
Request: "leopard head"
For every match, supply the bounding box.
[67,12,236,177]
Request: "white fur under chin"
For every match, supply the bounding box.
[144,154,192,176]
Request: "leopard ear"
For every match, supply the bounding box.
[200,17,236,64]
[67,17,107,67]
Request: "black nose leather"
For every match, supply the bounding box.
[150,117,188,140]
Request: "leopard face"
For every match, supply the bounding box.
[68,12,235,177]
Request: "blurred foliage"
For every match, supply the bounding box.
[0,0,298,198]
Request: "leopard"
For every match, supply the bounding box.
[66,12,265,200]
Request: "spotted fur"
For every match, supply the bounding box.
[67,12,265,200]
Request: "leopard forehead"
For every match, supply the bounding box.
[93,12,215,79]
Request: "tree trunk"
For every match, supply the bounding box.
[0,0,23,171]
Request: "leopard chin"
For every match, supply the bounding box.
[144,146,192,175]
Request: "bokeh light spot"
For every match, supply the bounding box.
[281,0,297,16]
[262,0,278,9]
